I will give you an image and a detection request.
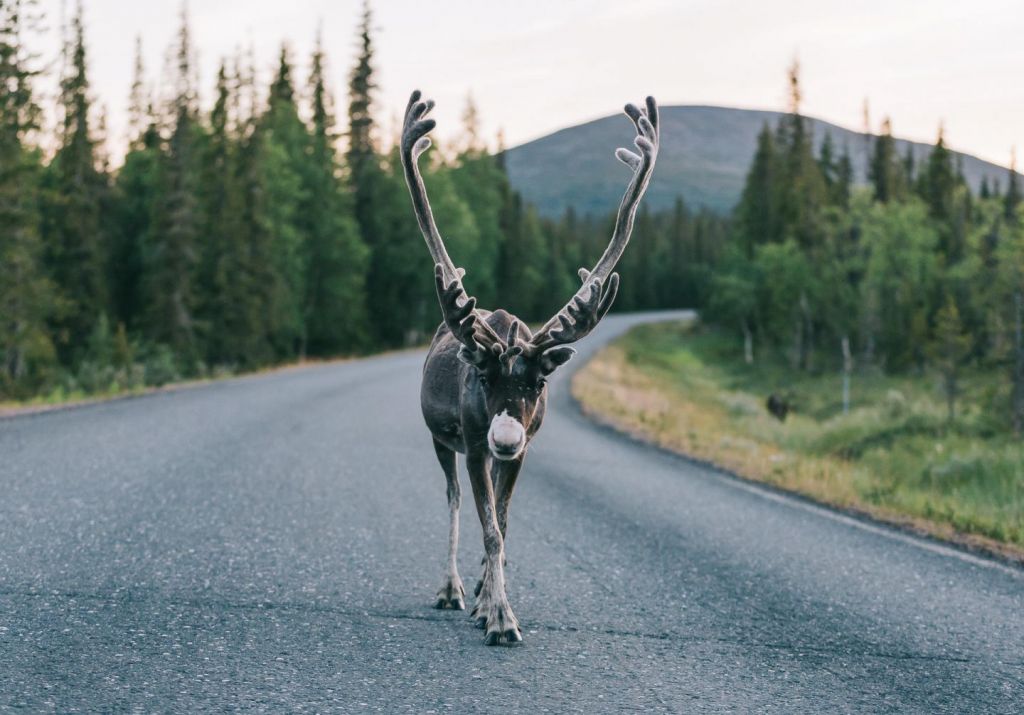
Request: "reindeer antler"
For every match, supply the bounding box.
[403,90,504,360]
[527,96,659,355]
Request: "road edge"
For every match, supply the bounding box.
[562,323,1024,576]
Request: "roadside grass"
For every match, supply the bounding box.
[572,320,1024,557]
[0,355,366,418]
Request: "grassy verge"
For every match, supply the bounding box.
[572,320,1024,561]
[0,355,363,419]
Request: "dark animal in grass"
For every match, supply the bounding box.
[401,90,659,645]
[766,393,791,422]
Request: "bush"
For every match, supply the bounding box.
[142,346,180,387]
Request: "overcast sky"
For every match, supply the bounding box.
[32,0,1024,168]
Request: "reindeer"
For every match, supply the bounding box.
[400,90,659,645]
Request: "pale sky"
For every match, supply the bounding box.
[31,0,1024,168]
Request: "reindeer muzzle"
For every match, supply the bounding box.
[488,411,525,460]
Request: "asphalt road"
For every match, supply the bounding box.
[1,311,1022,713]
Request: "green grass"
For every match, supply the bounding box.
[573,321,1024,555]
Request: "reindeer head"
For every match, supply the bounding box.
[401,90,659,461]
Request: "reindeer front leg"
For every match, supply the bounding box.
[431,438,465,610]
[473,455,522,599]
[466,450,522,645]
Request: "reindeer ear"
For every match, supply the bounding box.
[539,346,576,375]
[457,345,487,368]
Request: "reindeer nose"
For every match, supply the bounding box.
[488,411,525,460]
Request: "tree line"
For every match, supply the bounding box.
[0,0,722,400]
[4,2,1020,438]
[707,62,1024,434]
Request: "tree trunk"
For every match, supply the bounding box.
[860,294,877,366]
[841,335,852,415]
[1014,290,1023,438]
[946,369,957,425]
[742,320,754,365]
[800,291,814,372]
[791,312,802,371]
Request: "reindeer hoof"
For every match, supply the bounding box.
[484,625,523,646]
[480,604,522,645]
[434,595,465,610]
[434,579,466,610]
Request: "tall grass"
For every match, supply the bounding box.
[573,321,1024,553]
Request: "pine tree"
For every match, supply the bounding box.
[918,125,956,222]
[346,0,375,183]
[1004,149,1020,222]
[126,35,148,149]
[818,132,836,191]
[869,117,901,203]
[497,191,549,320]
[345,1,404,345]
[0,0,58,396]
[980,176,991,200]
[112,36,156,320]
[903,144,916,187]
[776,59,827,253]
[834,145,853,209]
[450,130,508,307]
[664,197,698,307]
[234,61,278,365]
[43,0,110,360]
[142,6,200,363]
[460,92,482,154]
[257,44,310,357]
[929,294,972,423]
[194,60,244,364]
[302,35,369,354]
[735,123,779,254]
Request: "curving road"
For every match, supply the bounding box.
[1,311,1022,713]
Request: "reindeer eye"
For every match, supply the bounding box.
[536,378,547,390]
[478,374,489,388]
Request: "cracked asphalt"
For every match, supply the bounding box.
[1,310,1022,713]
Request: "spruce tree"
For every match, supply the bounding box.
[194,60,246,364]
[302,36,369,354]
[0,0,58,396]
[126,35,147,149]
[43,0,109,360]
[834,145,853,209]
[142,7,200,363]
[869,118,899,203]
[902,145,916,187]
[108,38,154,330]
[929,294,972,423]
[346,0,375,183]
[918,125,956,222]
[775,60,827,253]
[234,58,278,365]
[735,123,778,254]
[344,2,427,346]
[1004,149,1021,221]
[257,44,310,357]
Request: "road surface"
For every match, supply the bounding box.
[1,311,1021,713]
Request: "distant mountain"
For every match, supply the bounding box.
[504,105,1016,217]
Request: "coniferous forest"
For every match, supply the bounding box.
[0,1,726,401]
[1,0,1021,443]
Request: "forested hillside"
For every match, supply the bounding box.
[705,63,1024,437]
[505,105,1018,216]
